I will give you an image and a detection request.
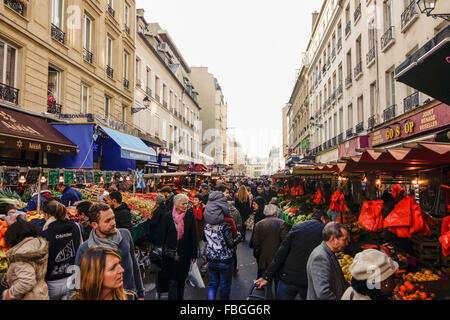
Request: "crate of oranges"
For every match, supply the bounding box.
[394,281,435,300]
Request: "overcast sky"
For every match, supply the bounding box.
[136,0,323,159]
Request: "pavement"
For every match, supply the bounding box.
[144,230,269,300]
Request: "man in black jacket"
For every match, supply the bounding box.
[106,191,132,231]
[253,210,330,300]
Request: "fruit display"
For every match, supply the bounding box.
[122,193,156,220]
[0,188,27,209]
[337,253,354,282]
[292,214,312,226]
[0,247,7,276]
[131,210,145,226]
[402,270,440,282]
[26,211,45,222]
[394,281,435,300]
[0,220,8,251]
[350,222,364,234]
[336,213,357,224]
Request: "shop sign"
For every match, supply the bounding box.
[158,154,171,163]
[64,170,74,185]
[2,167,19,186]
[369,103,450,147]
[58,114,94,122]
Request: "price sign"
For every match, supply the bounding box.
[3,167,19,186]
[48,169,60,185]
[75,171,86,185]
[64,170,74,185]
[105,172,112,183]
[94,171,102,184]
[85,171,94,184]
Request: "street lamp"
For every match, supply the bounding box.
[416,0,450,21]
[131,96,150,114]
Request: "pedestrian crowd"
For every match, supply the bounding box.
[0,177,400,301]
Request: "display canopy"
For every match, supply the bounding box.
[291,142,450,174]
[395,25,450,104]
[99,126,157,162]
[0,106,77,155]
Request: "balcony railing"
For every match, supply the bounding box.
[345,21,351,37]
[355,122,364,134]
[123,78,129,89]
[366,46,376,65]
[337,83,343,98]
[326,57,331,70]
[383,104,396,122]
[146,87,152,96]
[331,91,336,103]
[401,1,418,30]
[155,94,160,102]
[338,133,344,144]
[83,48,93,64]
[332,137,337,147]
[106,65,114,78]
[4,0,24,15]
[51,24,65,44]
[346,128,353,139]
[107,5,115,18]
[47,102,62,115]
[381,26,395,50]
[367,115,375,130]
[354,61,363,78]
[124,25,130,34]
[345,73,352,87]
[404,91,420,113]
[331,47,336,60]
[163,101,168,108]
[337,38,342,52]
[0,82,19,104]
[354,3,361,23]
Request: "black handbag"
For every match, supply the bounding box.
[149,247,163,266]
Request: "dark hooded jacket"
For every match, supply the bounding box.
[113,202,132,231]
[203,191,230,225]
[253,196,267,225]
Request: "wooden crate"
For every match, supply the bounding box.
[415,253,441,266]
[412,238,441,254]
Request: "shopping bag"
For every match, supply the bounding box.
[358,200,384,232]
[187,261,205,288]
[245,214,255,230]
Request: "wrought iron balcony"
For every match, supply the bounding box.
[345,73,352,87]
[4,0,24,15]
[368,115,376,130]
[354,61,363,78]
[83,48,93,64]
[146,87,152,96]
[47,102,62,114]
[332,137,337,147]
[383,104,396,122]
[163,101,168,108]
[355,122,364,134]
[404,91,420,113]
[346,128,353,139]
[338,133,344,144]
[123,78,129,89]
[366,46,376,66]
[106,65,114,78]
[401,1,418,30]
[345,21,351,37]
[107,5,115,18]
[0,82,19,104]
[331,91,336,103]
[354,3,361,23]
[51,24,65,44]
[381,26,395,51]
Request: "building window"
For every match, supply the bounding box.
[135,57,141,86]
[0,40,17,87]
[123,51,129,80]
[122,105,127,123]
[48,66,61,110]
[104,95,111,119]
[384,0,393,30]
[81,83,89,113]
[370,82,376,116]
[83,15,92,52]
[124,5,130,32]
[106,36,113,67]
[51,0,64,29]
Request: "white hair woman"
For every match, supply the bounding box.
[158,193,198,300]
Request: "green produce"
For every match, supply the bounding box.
[21,191,32,203]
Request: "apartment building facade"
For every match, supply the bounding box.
[305,0,449,163]
[190,67,228,165]
[135,10,201,166]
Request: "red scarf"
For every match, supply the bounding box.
[193,204,204,221]
[172,207,187,240]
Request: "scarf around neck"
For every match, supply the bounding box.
[172,207,187,240]
[88,228,123,250]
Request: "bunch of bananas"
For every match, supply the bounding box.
[338,254,354,282]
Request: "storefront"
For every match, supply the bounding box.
[0,105,77,167]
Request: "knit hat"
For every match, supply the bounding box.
[349,249,399,282]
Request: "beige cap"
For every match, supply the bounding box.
[349,249,399,282]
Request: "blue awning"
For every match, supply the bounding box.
[99,126,157,162]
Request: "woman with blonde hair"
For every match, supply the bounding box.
[234,186,252,241]
[71,246,137,300]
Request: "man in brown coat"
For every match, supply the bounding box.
[252,204,291,283]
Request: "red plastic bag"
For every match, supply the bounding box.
[291,186,298,197]
[329,191,349,213]
[358,200,384,232]
[296,185,304,196]
[383,196,413,228]
[313,189,325,205]
[391,184,404,200]
[440,216,450,256]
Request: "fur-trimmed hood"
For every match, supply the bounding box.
[7,237,48,265]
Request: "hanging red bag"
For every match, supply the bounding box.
[329,191,349,213]
[383,196,413,229]
[313,189,324,205]
[291,186,298,197]
[391,184,404,200]
[439,216,450,256]
[358,200,384,232]
[296,185,304,196]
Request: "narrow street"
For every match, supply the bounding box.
[144,230,263,300]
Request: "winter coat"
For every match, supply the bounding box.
[75,229,145,299]
[166,193,175,212]
[204,222,242,264]
[60,186,82,207]
[203,191,230,225]
[159,209,197,282]
[262,189,277,204]
[113,203,132,231]
[192,204,205,243]
[21,191,53,213]
[262,218,326,287]
[41,219,83,281]
[306,242,348,300]
[253,196,266,225]
[229,205,243,235]
[146,204,166,246]
[252,217,291,270]
[3,237,49,300]
[235,199,252,223]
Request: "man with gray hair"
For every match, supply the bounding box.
[306,222,349,300]
[252,204,291,283]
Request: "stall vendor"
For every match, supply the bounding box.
[56,183,83,207]
[21,182,53,213]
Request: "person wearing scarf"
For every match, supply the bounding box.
[159,194,198,300]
